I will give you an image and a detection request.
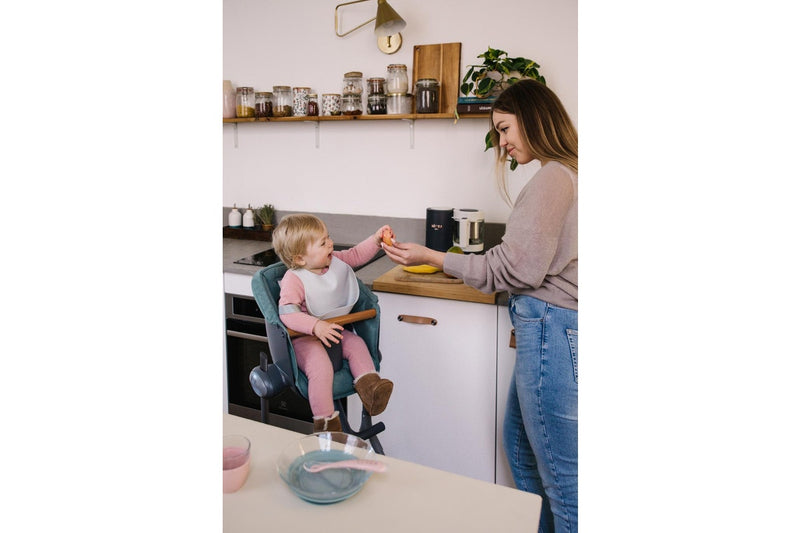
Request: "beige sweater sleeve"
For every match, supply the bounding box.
[443,161,578,309]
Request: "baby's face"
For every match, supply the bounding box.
[298,228,334,273]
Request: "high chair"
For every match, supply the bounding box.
[248,261,386,454]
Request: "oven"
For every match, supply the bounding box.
[225,293,314,433]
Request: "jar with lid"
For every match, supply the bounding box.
[367,77,385,95]
[306,93,319,116]
[223,80,236,119]
[386,64,408,95]
[367,94,387,115]
[272,85,292,117]
[292,87,311,117]
[342,72,364,96]
[415,78,440,113]
[342,94,363,116]
[254,92,272,118]
[321,93,341,116]
[236,87,255,118]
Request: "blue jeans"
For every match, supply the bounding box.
[503,295,578,533]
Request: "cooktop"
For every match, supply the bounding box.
[234,245,385,271]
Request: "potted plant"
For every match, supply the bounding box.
[460,46,546,99]
[255,203,275,231]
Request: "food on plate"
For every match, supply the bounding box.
[402,264,442,274]
[381,228,395,247]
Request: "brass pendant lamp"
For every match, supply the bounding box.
[334,0,407,54]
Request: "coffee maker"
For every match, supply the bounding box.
[453,209,485,253]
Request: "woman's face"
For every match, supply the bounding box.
[492,111,534,165]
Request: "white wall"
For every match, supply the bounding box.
[223,0,576,223]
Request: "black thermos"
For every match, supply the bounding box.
[425,207,454,252]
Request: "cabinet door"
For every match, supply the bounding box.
[349,292,497,483]
[496,306,516,488]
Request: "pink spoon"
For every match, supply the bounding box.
[303,459,387,474]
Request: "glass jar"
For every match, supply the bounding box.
[342,94,363,116]
[321,93,341,116]
[386,64,409,95]
[307,93,319,116]
[387,93,412,115]
[292,87,311,117]
[342,71,364,97]
[272,85,292,117]
[254,92,272,118]
[223,80,236,118]
[367,94,387,115]
[235,87,255,118]
[415,78,440,113]
[367,77,385,95]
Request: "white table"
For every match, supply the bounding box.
[223,414,541,532]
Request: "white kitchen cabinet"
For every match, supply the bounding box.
[347,292,498,483]
[495,305,517,488]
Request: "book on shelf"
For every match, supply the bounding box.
[457,96,497,105]
[456,102,493,114]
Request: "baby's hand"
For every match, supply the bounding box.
[376,225,395,247]
[313,320,344,348]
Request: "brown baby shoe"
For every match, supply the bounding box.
[313,411,342,432]
[354,373,394,416]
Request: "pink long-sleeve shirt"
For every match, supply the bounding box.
[278,236,380,334]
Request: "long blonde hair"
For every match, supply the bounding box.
[489,79,578,205]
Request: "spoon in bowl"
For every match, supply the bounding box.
[303,459,387,474]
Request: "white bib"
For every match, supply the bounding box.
[293,257,359,320]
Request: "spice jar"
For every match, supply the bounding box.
[367,77,385,95]
[307,93,319,116]
[235,87,255,118]
[292,87,310,117]
[342,72,364,96]
[367,94,387,115]
[321,93,341,116]
[254,92,272,118]
[415,78,440,113]
[272,85,292,117]
[386,64,408,95]
[342,94,363,116]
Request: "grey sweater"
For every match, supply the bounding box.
[443,161,578,311]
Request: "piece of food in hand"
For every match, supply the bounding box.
[381,228,395,246]
[402,264,442,274]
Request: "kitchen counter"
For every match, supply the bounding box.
[223,413,541,532]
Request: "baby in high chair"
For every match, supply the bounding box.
[272,213,395,432]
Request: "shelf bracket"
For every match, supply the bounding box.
[401,118,415,149]
[233,123,239,148]
[304,120,320,148]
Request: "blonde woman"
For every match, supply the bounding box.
[384,80,578,532]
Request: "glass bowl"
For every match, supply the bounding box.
[276,432,376,504]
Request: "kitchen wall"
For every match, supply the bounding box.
[223,0,577,224]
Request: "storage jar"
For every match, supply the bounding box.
[307,93,319,116]
[342,94,363,116]
[272,85,292,117]
[254,92,272,118]
[415,78,439,113]
[223,80,236,119]
[387,93,412,115]
[367,77,385,95]
[342,71,364,96]
[292,87,311,117]
[235,87,255,118]
[367,94,387,115]
[386,64,408,95]
[321,93,341,116]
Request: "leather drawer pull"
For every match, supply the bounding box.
[397,314,438,326]
[509,329,516,348]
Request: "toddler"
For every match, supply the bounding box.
[272,213,394,432]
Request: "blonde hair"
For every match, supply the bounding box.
[272,213,327,269]
[489,79,578,206]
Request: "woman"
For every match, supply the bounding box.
[382,79,578,533]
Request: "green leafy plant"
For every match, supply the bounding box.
[460,46,546,98]
[255,203,275,226]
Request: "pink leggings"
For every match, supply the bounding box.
[292,329,375,418]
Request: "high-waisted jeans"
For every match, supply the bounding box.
[503,294,578,533]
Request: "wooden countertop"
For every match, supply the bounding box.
[372,265,496,305]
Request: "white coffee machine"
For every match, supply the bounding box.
[453,209,485,253]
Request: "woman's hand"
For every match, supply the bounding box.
[382,240,445,269]
[313,320,344,348]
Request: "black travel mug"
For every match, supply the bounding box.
[425,207,454,252]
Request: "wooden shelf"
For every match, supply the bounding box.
[223,113,488,123]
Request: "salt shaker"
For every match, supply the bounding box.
[228,204,242,228]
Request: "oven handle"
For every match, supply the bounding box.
[226,330,269,343]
